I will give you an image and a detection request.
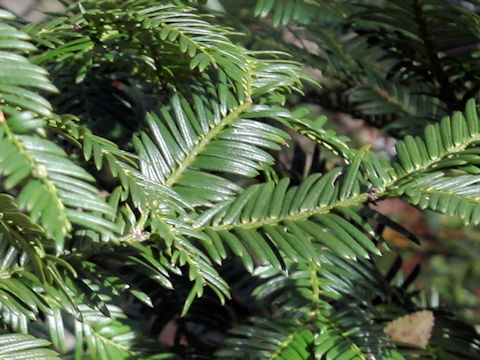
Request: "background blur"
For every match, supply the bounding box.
[0,0,63,22]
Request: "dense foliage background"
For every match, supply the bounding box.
[1,0,480,359]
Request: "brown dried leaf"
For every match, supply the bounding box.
[384,310,435,348]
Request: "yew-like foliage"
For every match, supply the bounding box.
[0,1,479,359]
